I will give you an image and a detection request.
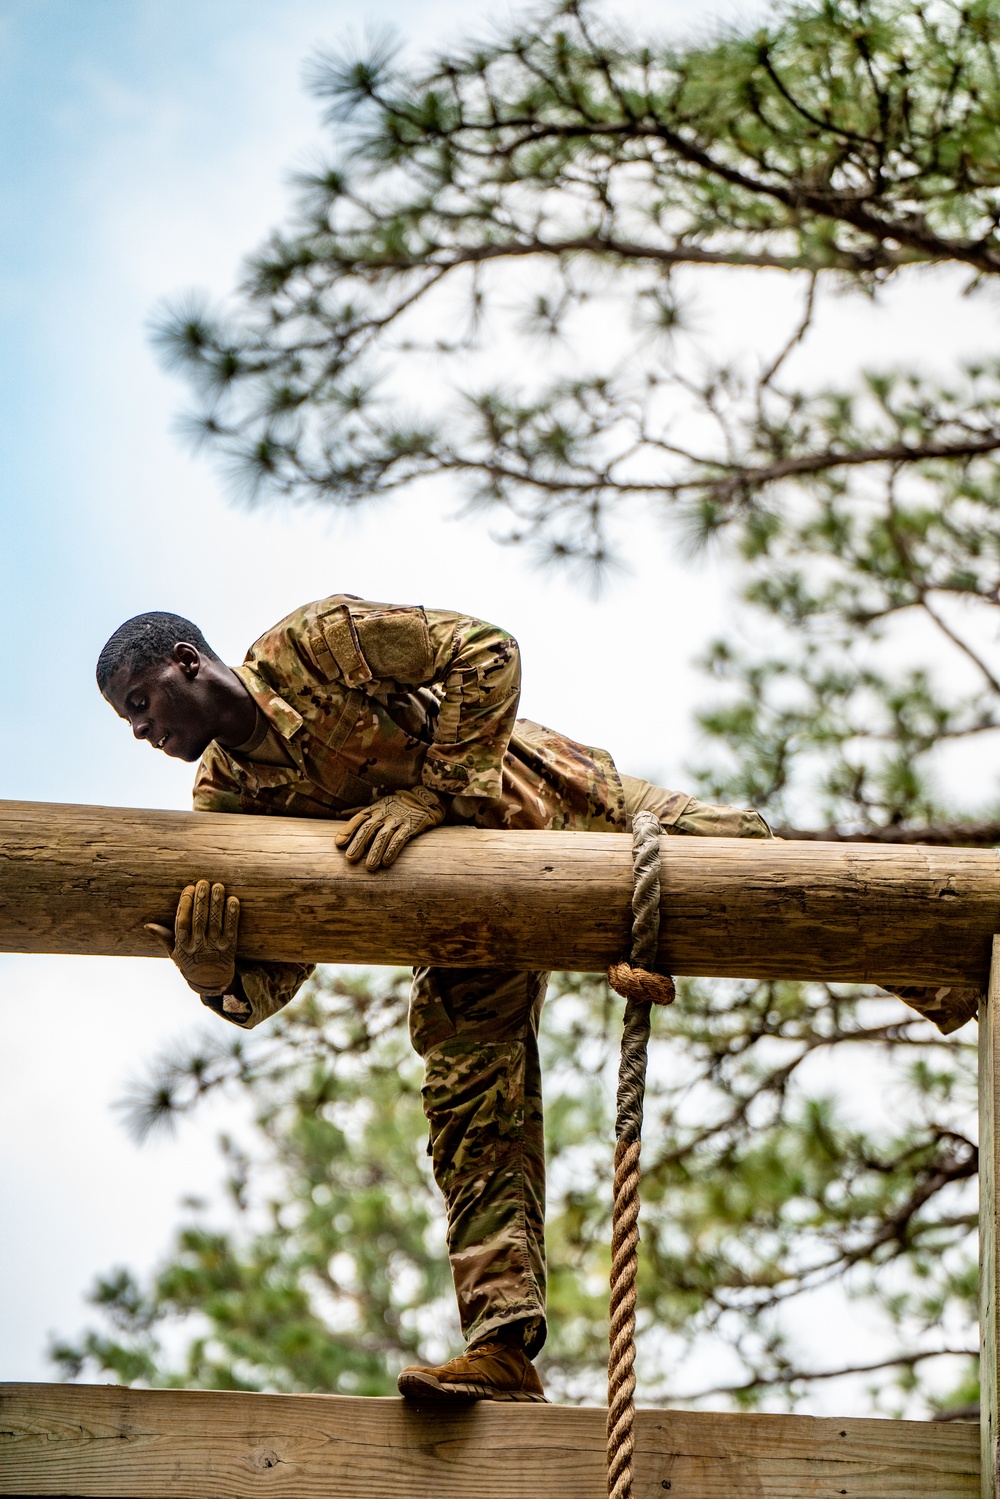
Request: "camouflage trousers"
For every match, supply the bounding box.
[409,966,549,1356]
[408,780,772,1355]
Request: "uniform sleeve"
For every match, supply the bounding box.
[281,596,521,804]
[878,983,980,1036]
[199,962,315,1030]
[665,795,772,840]
[419,610,520,801]
[189,748,314,1029]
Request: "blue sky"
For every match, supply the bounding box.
[0,0,748,815]
[1,0,991,1397]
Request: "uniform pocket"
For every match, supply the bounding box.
[434,668,479,744]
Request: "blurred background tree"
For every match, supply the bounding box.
[52,967,979,1413]
[55,0,1000,1414]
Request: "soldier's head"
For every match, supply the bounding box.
[98,611,238,762]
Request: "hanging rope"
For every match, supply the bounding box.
[605,811,675,1499]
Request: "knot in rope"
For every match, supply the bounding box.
[608,809,675,1016]
[604,809,674,1499]
[606,960,676,1009]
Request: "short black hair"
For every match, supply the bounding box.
[96,611,220,693]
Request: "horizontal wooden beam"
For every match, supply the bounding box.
[0,1383,979,1498]
[0,798,998,984]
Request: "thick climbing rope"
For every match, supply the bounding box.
[605,810,675,1499]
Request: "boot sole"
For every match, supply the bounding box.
[397,1370,548,1403]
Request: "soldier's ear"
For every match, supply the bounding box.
[172,642,202,678]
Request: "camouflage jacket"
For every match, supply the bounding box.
[193,594,626,833]
[188,595,976,1039]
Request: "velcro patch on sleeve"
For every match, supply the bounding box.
[353,607,433,684]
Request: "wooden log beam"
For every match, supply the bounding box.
[0,798,998,984]
[0,1383,980,1499]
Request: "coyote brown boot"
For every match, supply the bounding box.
[397,1338,548,1402]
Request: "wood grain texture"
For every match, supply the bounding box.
[0,1383,980,1499]
[1,799,999,982]
[981,939,1000,1499]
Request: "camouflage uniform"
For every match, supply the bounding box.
[405,780,772,1355]
[193,594,625,829]
[190,593,966,1356]
[192,593,627,1032]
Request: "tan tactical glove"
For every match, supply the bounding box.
[145,879,240,997]
[334,786,445,871]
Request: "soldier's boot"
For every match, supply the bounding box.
[397,1336,548,1403]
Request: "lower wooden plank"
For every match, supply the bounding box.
[0,1383,979,1499]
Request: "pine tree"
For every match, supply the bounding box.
[57,0,1000,1415]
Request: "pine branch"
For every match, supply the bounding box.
[297,229,913,277]
[676,1346,979,1403]
[707,432,1000,502]
[776,821,1000,846]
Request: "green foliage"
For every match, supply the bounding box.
[54,968,978,1412]
[154,0,1000,570]
[692,366,1000,835]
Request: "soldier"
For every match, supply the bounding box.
[98,594,977,1404]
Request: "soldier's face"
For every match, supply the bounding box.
[104,647,217,762]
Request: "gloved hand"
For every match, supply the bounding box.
[334,786,445,871]
[145,879,240,996]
